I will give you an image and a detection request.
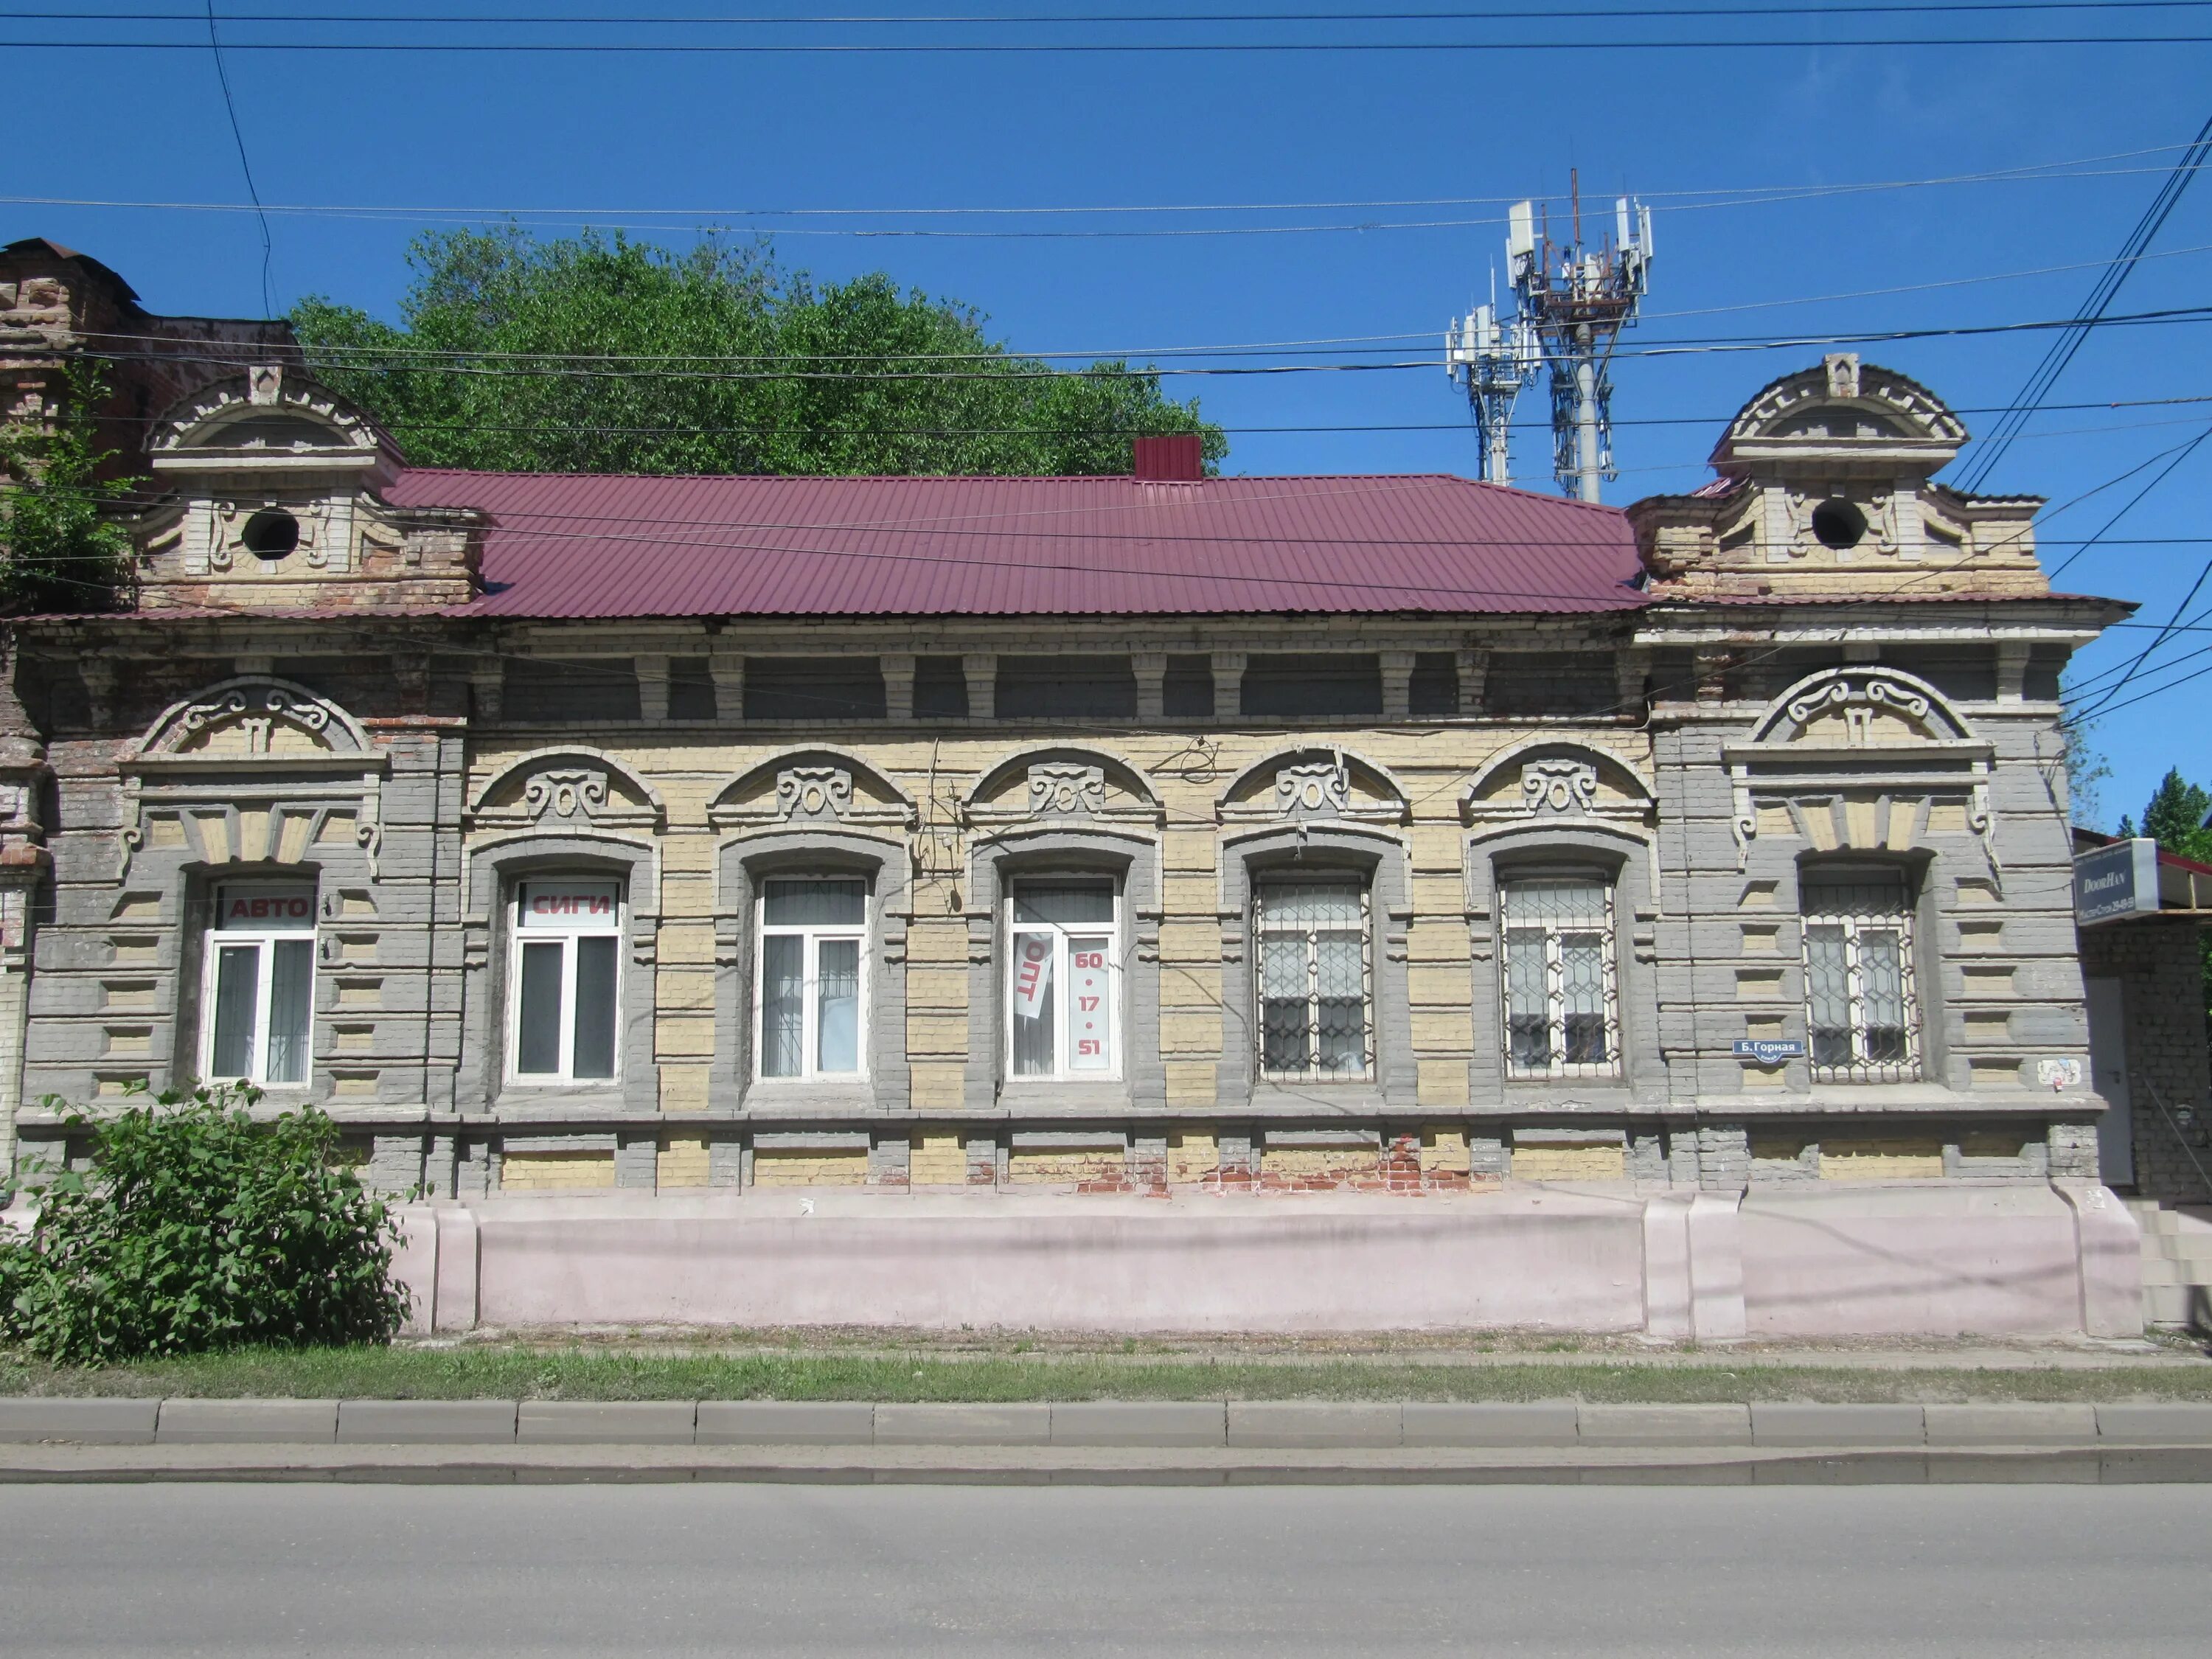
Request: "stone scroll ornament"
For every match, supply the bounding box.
[524,768,610,824]
[1520,759,1598,816]
[1273,759,1352,815]
[1027,763,1107,817]
[776,766,855,821]
[1784,675,1930,741]
[175,686,333,755]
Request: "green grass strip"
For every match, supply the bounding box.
[5,1346,2211,1405]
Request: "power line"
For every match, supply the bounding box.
[16,3,2212,24]
[73,305,2212,385]
[3,142,2192,226]
[12,29,2212,52]
[1957,112,2212,493]
[201,0,272,318]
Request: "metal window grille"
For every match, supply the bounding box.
[1255,880,1374,1082]
[1800,873,1919,1082]
[1500,879,1621,1079]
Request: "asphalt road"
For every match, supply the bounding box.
[2,1483,2203,1656]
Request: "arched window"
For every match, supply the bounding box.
[1800,869,1919,1082]
[202,880,318,1086]
[1498,876,1620,1079]
[509,879,623,1084]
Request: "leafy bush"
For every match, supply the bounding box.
[0,1086,407,1363]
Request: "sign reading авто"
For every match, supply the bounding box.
[1731,1038,1806,1065]
[2073,838,2160,926]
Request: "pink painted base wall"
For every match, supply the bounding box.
[388,1182,2143,1340]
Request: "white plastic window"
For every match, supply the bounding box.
[203,883,317,1086]
[1256,880,1374,1082]
[1801,873,1919,1081]
[757,878,868,1080]
[1501,878,1620,1079]
[1008,880,1119,1079]
[509,880,622,1083]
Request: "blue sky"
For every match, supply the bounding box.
[7,6,2210,826]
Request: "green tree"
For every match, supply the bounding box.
[0,362,136,614]
[291,228,1226,477]
[0,1085,406,1363]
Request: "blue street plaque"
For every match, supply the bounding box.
[2074,837,2160,926]
[1731,1038,1806,1064]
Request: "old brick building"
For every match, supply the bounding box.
[0,243,2146,1336]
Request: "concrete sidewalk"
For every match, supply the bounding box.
[4,1399,2212,1484]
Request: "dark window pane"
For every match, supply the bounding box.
[503,658,642,723]
[765,879,866,927]
[571,936,619,1079]
[1161,655,1214,718]
[995,655,1138,719]
[745,658,888,720]
[760,935,804,1078]
[1483,652,1615,718]
[265,939,314,1085]
[210,943,260,1077]
[912,656,970,720]
[515,940,565,1075]
[817,938,860,1074]
[1239,654,1384,718]
[667,657,717,721]
[1408,652,1459,717]
[1013,882,1114,925]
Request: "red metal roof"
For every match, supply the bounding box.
[379,469,1645,620]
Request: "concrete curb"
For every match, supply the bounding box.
[4,1442,2212,1486]
[0,1399,2208,1454]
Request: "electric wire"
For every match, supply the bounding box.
[1957,112,2212,493]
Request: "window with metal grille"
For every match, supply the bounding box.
[1254,880,1374,1082]
[1500,878,1620,1079]
[1801,872,1919,1082]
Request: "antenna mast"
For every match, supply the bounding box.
[1502,170,1655,503]
[1447,267,1541,487]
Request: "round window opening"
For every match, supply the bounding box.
[240,507,301,561]
[1810,498,1867,552]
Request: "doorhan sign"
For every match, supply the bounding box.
[1732,1038,1806,1064]
[2074,837,2160,926]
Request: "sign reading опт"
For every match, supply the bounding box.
[2073,837,2160,926]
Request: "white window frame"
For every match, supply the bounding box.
[1253,878,1376,1084]
[1801,877,1920,1082]
[753,877,871,1082]
[201,884,319,1087]
[507,880,625,1086]
[1500,878,1622,1080]
[1004,878,1122,1082]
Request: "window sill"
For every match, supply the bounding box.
[1248,1079,1388,1115]
[996,1079,1131,1114]
[744,1078,876,1113]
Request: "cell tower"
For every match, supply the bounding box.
[1446,274,1540,487]
[1449,172,1654,501]
[1509,174,1654,502]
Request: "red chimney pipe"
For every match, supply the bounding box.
[1132,434,1203,482]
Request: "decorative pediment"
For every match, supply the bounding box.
[712,748,914,831]
[121,679,385,880]
[1463,741,1654,827]
[1219,748,1405,826]
[470,748,666,834]
[136,677,372,762]
[1028,763,1107,817]
[967,747,1161,827]
[1746,668,1972,748]
[1723,669,1996,879]
[150,372,393,470]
